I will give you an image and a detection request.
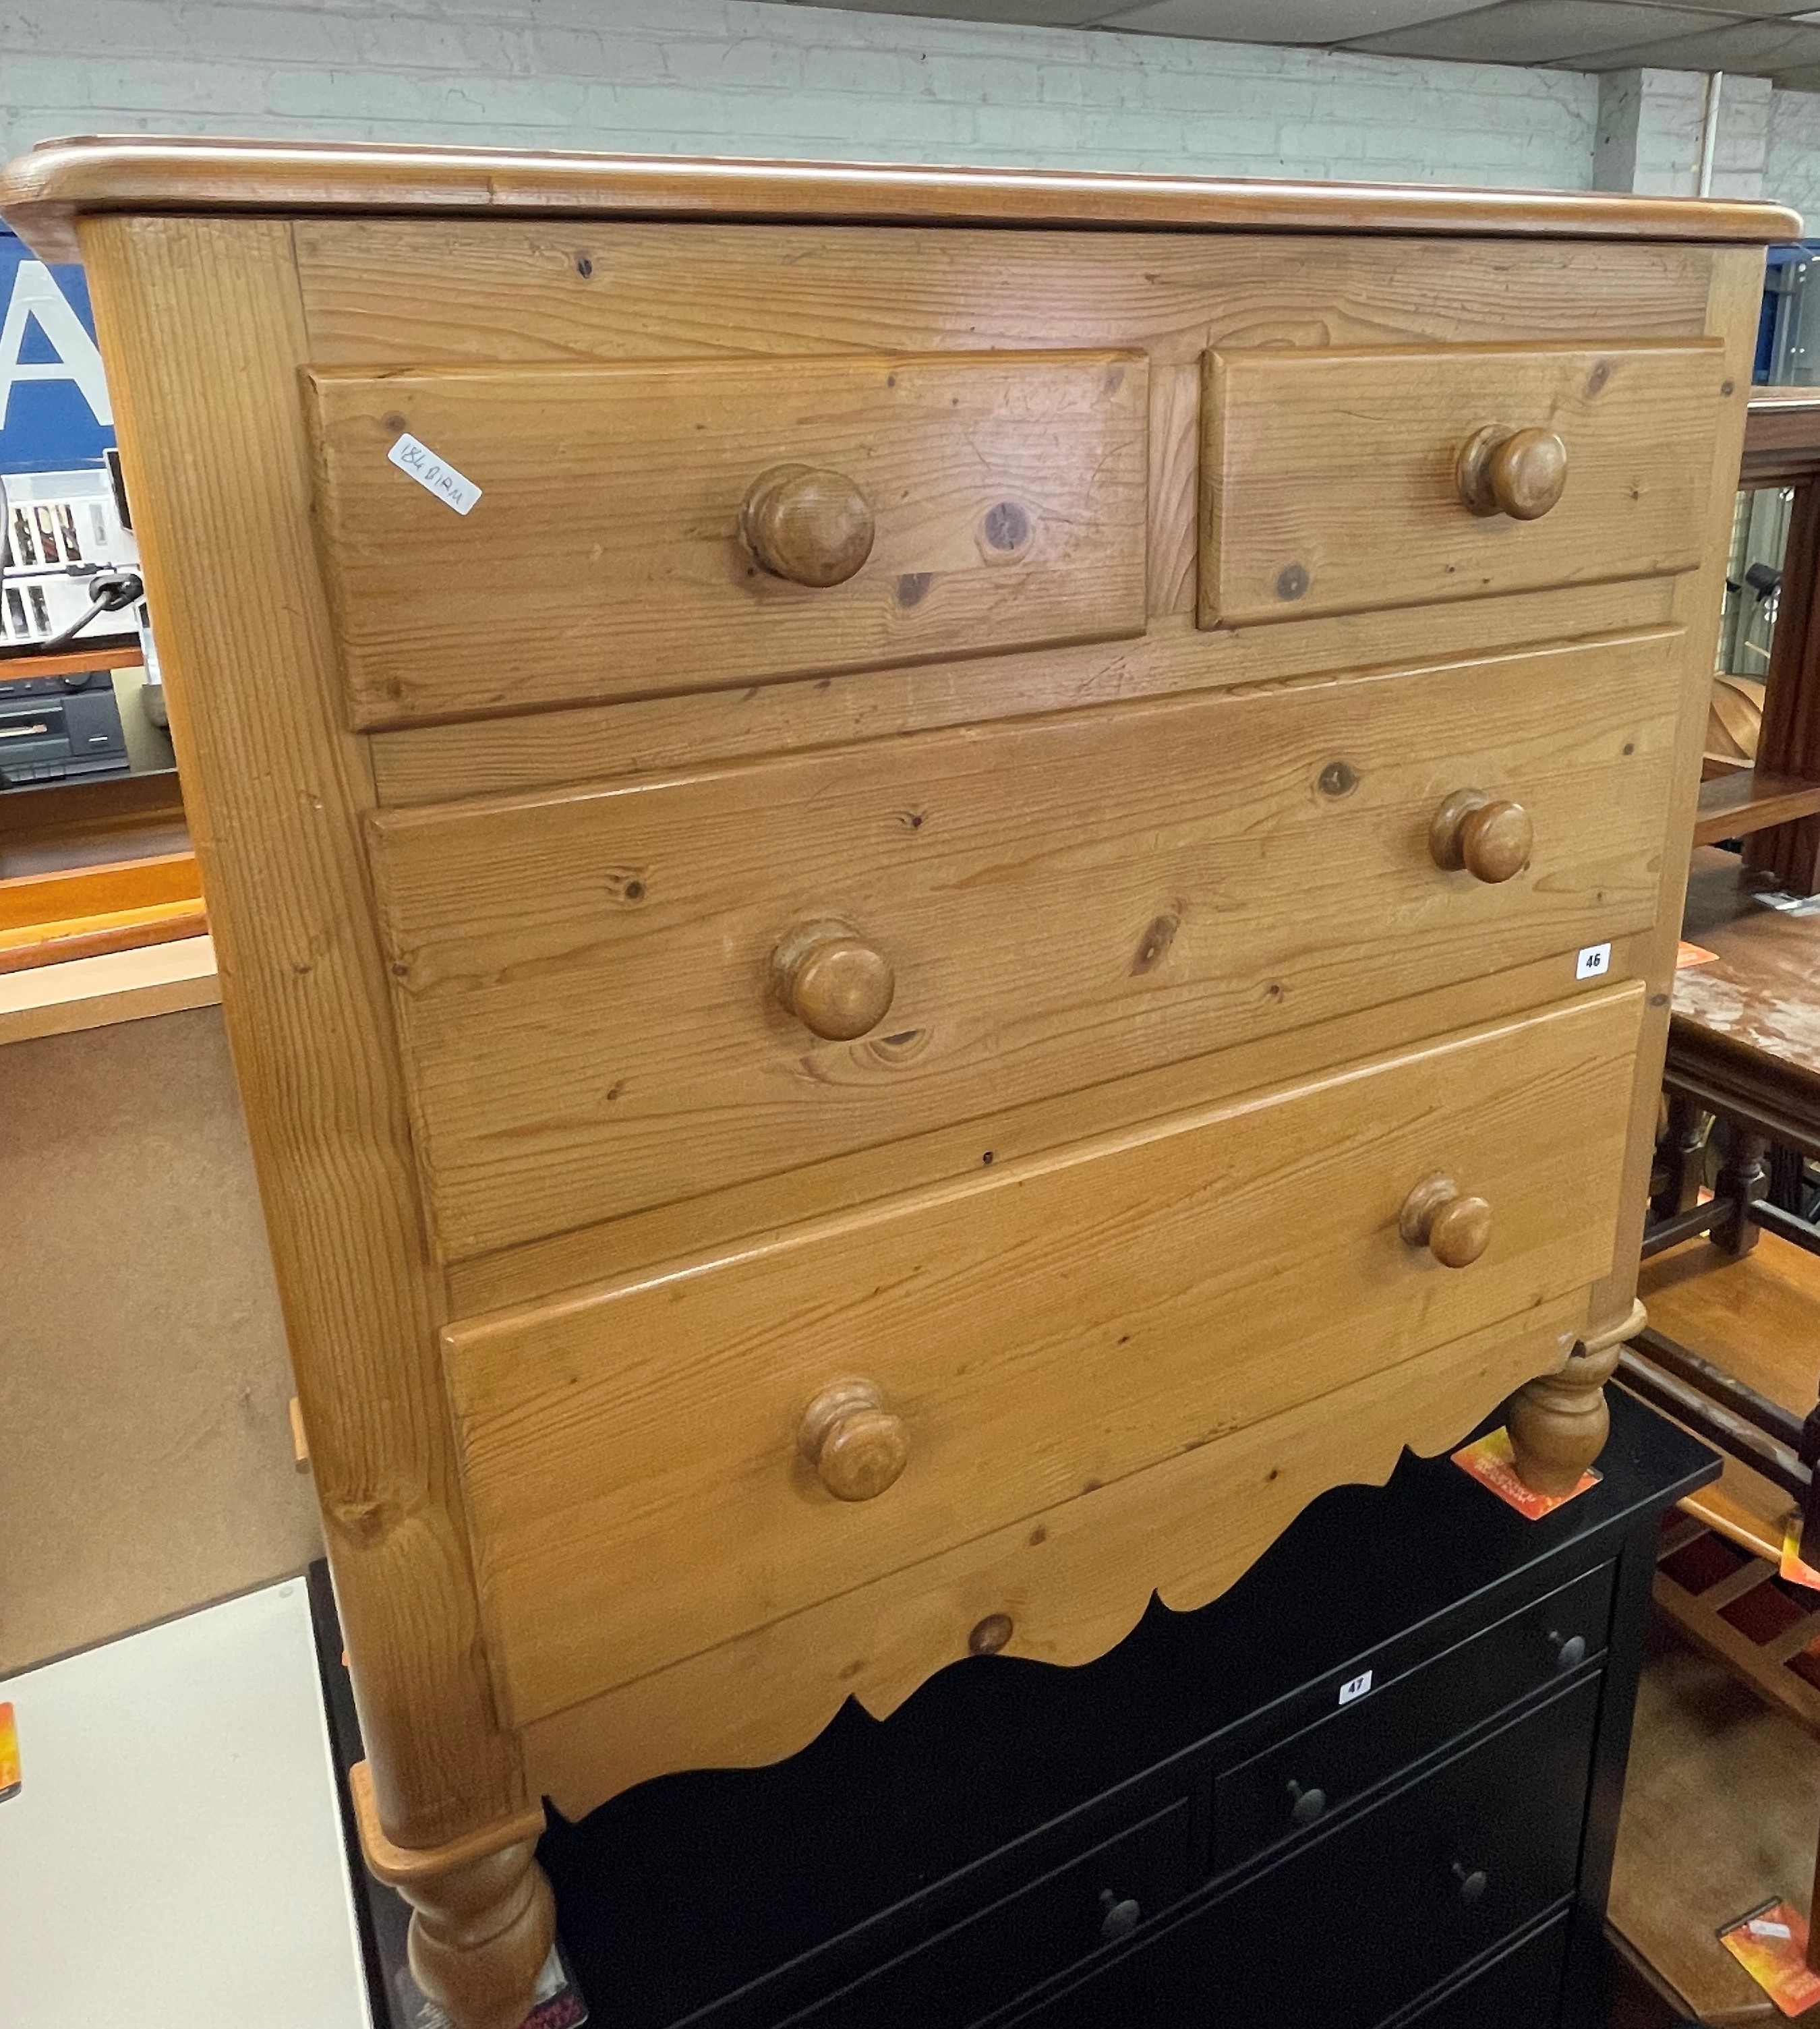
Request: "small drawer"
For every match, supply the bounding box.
[370,630,1676,1259]
[1405,1917,1569,2029]
[1200,341,1722,627]
[997,1684,1595,2029]
[1212,1561,1614,1875]
[443,987,1638,1728]
[1203,1676,1599,2029]
[306,350,1149,728]
[780,1800,1191,2029]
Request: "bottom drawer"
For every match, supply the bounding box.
[1010,1676,1597,2029]
[450,986,1641,1729]
[784,1798,1192,2029]
[1402,1916,1568,2028]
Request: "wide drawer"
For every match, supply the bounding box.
[306,351,1150,728]
[781,1799,1191,2029]
[1212,1560,1615,1875]
[444,986,1640,1728]
[1011,1678,1598,2029]
[370,630,1676,1260]
[1403,1918,1570,2029]
[1200,341,1722,626]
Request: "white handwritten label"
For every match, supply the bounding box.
[1750,1919,1794,1941]
[1337,1670,1373,1707]
[386,433,481,516]
[1575,942,1612,981]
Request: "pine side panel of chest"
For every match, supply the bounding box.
[67,193,1764,2029]
[75,214,528,1858]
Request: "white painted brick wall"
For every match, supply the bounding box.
[3,0,1815,225]
[0,0,1602,189]
[1596,69,1772,202]
[1713,75,1775,204]
[1769,86,1820,230]
[1591,69,1649,194]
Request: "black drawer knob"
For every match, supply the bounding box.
[1098,1890,1142,1941]
[1286,1780,1328,1827]
[1547,1629,1588,1671]
[1452,1862,1489,1906]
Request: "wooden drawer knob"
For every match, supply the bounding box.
[1455,425,1568,521]
[1400,1173,1492,1268]
[740,463,875,587]
[798,1378,910,1501]
[1428,789,1533,885]
[773,922,896,1040]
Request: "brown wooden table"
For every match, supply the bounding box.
[1624,842,1820,1980]
[1632,846,1820,1561]
[1667,846,1820,1162]
[1633,391,1820,1498]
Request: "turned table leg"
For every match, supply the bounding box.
[1507,1301,1647,1498]
[1651,1090,1707,1221]
[352,1762,555,2029]
[1714,1125,1771,1258]
[1771,1143,1809,1218]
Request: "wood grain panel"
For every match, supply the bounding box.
[293,225,1718,691]
[1586,247,1767,1343]
[291,223,1723,375]
[0,850,200,933]
[371,632,1678,1261]
[76,214,523,1848]
[1146,362,1199,616]
[519,1297,1587,1815]
[368,582,1681,808]
[2,140,1796,264]
[306,351,1148,728]
[1202,342,1722,627]
[447,987,1641,1727]
[0,902,207,974]
[445,929,1656,1316]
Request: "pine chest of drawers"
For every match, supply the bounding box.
[315,1386,1717,2029]
[0,137,1792,2029]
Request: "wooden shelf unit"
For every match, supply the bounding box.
[1693,765,1820,846]
[1735,392,1820,891]
[0,848,205,974]
[0,641,144,679]
[1737,386,1820,488]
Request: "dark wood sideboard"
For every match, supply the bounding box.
[313,1386,1715,2029]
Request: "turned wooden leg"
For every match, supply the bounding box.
[396,1837,556,2029]
[352,1762,554,2029]
[1506,1300,1647,1498]
[1713,1123,1771,1258]
[1506,1346,1620,1498]
[1799,1396,1820,1572]
[1650,1090,1707,1221]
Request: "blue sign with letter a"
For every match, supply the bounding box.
[0,225,114,475]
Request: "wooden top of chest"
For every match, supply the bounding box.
[0,134,1800,263]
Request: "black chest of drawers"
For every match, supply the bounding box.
[314,1387,1715,2029]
